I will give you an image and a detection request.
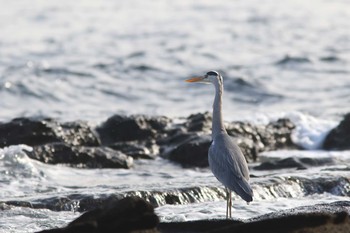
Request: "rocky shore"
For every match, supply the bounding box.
[0,112,300,169]
[1,112,349,232]
[37,196,350,233]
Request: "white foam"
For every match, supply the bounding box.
[259,150,350,162]
[0,145,38,178]
[230,111,337,150]
[0,206,78,233]
[287,112,337,150]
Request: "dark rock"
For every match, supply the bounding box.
[276,55,311,65]
[158,128,190,147]
[235,138,259,162]
[159,114,298,167]
[319,56,341,62]
[323,113,350,150]
[0,118,58,147]
[37,196,159,233]
[226,118,298,153]
[0,113,298,168]
[216,118,297,162]
[300,177,350,196]
[158,219,242,233]
[109,140,158,159]
[54,121,100,147]
[161,133,211,167]
[26,143,133,168]
[159,202,350,233]
[0,118,99,147]
[212,212,350,233]
[35,197,350,233]
[260,118,298,151]
[254,157,334,170]
[185,112,212,132]
[96,114,170,145]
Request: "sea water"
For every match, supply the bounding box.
[0,0,350,232]
[0,0,349,122]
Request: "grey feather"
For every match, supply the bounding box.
[209,133,253,202]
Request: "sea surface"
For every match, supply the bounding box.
[0,0,350,232]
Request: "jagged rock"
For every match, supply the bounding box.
[226,118,298,153]
[161,116,298,167]
[259,118,298,151]
[0,118,99,147]
[0,114,298,168]
[37,197,159,233]
[160,133,211,167]
[108,140,159,159]
[96,114,171,145]
[26,143,133,168]
[185,112,212,132]
[323,113,350,150]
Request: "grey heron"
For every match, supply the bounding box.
[186,71,253,219]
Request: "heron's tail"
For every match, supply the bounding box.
[233,178,253,202]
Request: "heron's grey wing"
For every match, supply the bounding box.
[209,133,253,202]
[220,134,250,180]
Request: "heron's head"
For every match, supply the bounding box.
[186,70,222,85]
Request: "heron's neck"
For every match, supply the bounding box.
[212,81,226,139]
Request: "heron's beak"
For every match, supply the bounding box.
[185,76,205,82]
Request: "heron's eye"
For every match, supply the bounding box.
[206,71,218,76]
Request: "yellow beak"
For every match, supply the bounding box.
[185,76,205,82]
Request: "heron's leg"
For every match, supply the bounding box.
[225,187,229,219]
[229,190,232,218]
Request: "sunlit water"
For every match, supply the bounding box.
[0,0,349,122]
[0,0,350,232]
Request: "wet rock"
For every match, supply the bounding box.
[227,118,298,152]
[160,115,298,167]
[4,185,226,212]
[6,194,122,212]
[161,133,211,167]
[96,114,170,145]
[37,196,159,233]
[0,113,298,168]
[300,177,350,196]
[226,118,298,162]
[0,117,99,147]
[185,112,212,132]
[220,211,349,233]
[109,140,158,160]
[26,143,133,168]
[0,203,11,211]
[35,197,350,233]
[158,219,242,233]
[323,113,350,150]
[158,202,350,233]
[5,176,350,212]
[260,118,298,151]
[254,157,334,170]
